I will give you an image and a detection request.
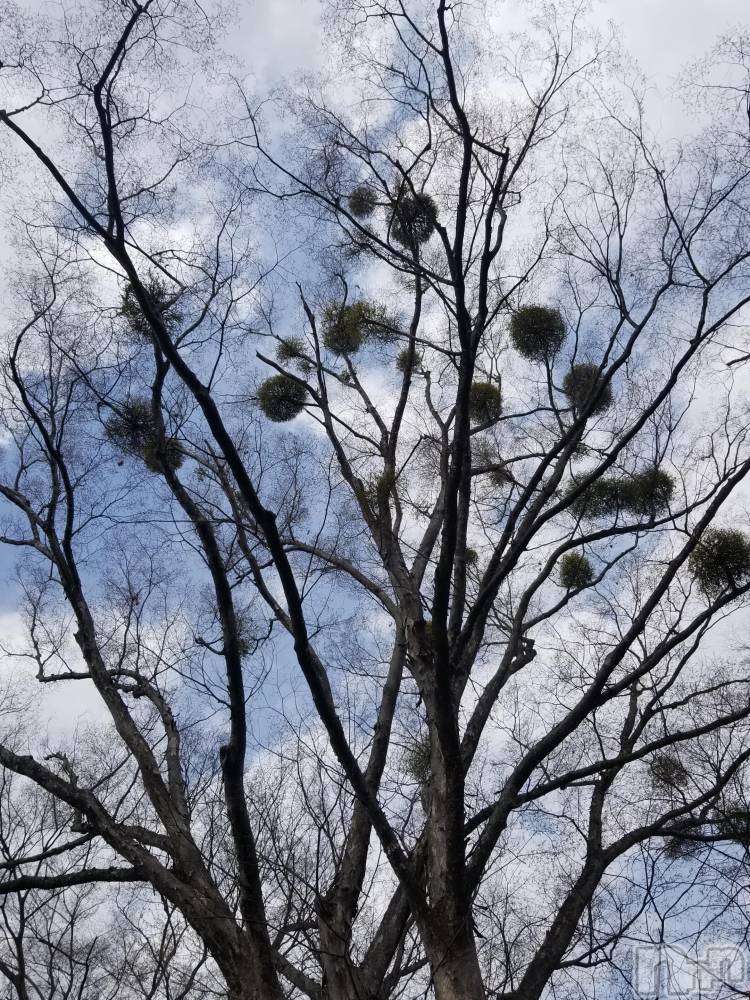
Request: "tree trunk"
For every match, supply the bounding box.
[218,945,285,1000]
[428,924,486,1000]
[226,974,284,1000]
[318,932,357,1000]
[512,860,606,1000]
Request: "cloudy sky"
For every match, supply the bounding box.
[608,0,742,70]
[237,0,747,92]
[16,0,748,73]
[2,0,747,716]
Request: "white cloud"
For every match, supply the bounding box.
[228,0,323,82]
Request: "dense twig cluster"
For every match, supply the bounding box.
[257,374,308,422]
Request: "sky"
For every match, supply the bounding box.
[1,4,750,988]
[0,4,747,707]
[609,0,742,72]
[217,0,750,176]
[234,0,748,93]
[2,0,749,686]
[15,0,748,74]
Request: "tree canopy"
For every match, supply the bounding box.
[1,2,750,999]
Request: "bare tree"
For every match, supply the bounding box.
[2,2,750,1000]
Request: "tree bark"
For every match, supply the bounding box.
[222,951,285,1000]
[428,923,486,1000]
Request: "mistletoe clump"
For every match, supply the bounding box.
[489,462,514,488]
[390,192,438,247]
[510,306,566,361]
[562,363,613,415]
[141,436,184,474]
[348,184,377,218]
[120,276,183,340]
[650,752,689,789]
[621,467,675,517]
[568,467,673,520]
[404,733,431,784]
[276,337,314,375]
[567,478,624,518]
[559,551,594,590]
[469,382,503,424]
[105,398,183,473]
[663,819,701,858]
[396,346,423,372]
[322,301,381,355]
[105,397,154,454]
[276,336,307,364]
[362,469,396,512]
[257,375,308,423]
[689,527,750,596]
[716,804,750,848]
